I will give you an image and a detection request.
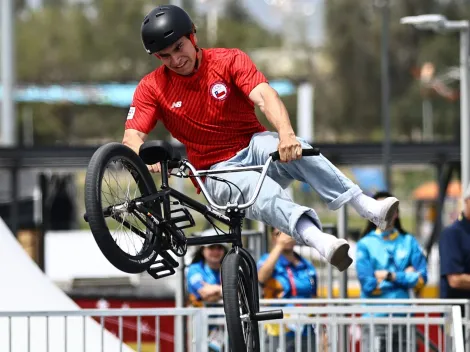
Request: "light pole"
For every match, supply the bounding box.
[400,14,470,199]
[198,0,221,47]
[373,0,392,191]
[1,0,16,146]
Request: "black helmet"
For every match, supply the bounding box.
[141,5,194,55]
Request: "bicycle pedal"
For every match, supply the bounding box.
[160,250,179,267]
[147,261,175,279]
[170,208,195,230]
[147,256,179,279]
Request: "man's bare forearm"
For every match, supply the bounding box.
[122,129,147,155]
[261,89,295,137]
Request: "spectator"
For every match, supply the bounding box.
[257,227,319,352]
[439,183,470,304]
[356,191,428,352]
[186,229,228,351]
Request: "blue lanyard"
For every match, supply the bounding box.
[375,229,402,270]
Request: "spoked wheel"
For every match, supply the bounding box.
[84,142,161,273]
[222,251,260,352]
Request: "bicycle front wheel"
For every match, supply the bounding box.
[221,251,260,352]
[84,142,161,274]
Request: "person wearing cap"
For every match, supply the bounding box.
[122,4,402,274]
[186,229,228,307]
[186,229,228,351]
[439,183,470,305]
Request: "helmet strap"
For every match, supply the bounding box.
[188,33,200,71]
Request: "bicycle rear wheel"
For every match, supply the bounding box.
[221,250,260,352]
[84,142,161,273]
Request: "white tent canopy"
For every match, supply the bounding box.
[0,218,135,352]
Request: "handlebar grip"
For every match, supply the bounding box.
[254,309,284,321]
[270,148,321,162]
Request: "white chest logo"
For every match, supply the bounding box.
[210,82,229,101]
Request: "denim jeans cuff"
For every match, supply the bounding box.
[327,185,362,210]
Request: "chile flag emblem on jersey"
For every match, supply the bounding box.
[210,82,229,101]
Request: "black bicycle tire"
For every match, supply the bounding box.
[222,251,260,352]
[84,142,160,274]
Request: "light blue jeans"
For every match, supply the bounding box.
[204,132,362,242]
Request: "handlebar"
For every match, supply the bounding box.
[269,147,320,162]
[176,148,320,212]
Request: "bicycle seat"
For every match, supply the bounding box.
[139,140,180,164]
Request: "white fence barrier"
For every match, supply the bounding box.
[0,299,466,352]
[0,308,205,352]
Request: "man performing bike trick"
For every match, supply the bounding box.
[123,4,399,273]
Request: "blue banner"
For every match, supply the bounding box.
[0,80,295,107]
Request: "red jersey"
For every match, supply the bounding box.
[125,48,268,171]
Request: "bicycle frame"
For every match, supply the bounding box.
[132,157,266,298]
[139,156,273,247]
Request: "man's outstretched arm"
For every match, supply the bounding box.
[249,82,302,162]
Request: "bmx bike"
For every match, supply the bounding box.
[83,140,320,351]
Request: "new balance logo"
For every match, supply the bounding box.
[171,101,182,108]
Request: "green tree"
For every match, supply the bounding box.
[318,0,467,141]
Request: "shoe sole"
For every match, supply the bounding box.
[329,242,353,272]
[378,198,400,231]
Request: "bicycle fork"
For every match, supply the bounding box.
[235,247,284,322]
[226,208,283,323]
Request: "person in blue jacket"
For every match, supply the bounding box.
[187,229,228,307]
[356,191,428,352]
[186,229,228,352]
[257,227,320,352]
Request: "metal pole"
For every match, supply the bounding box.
[422,98,434,141]
[207,5,218,46]
[337,206,348,352]
[1,0,16,146]
[297,81,314,142]
[337,207,348,298]
[172,138,185,352]
[380,0,392,190]
[9,163,18,237]
[460,25,470,197]
[323,225,335,299]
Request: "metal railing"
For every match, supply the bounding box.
[0,299,466,352]
[0,308,206,352]
[205,304,465,352]
[259,299,469,352]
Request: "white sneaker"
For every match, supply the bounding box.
[326,239,353,272]
[370,197,400,231]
